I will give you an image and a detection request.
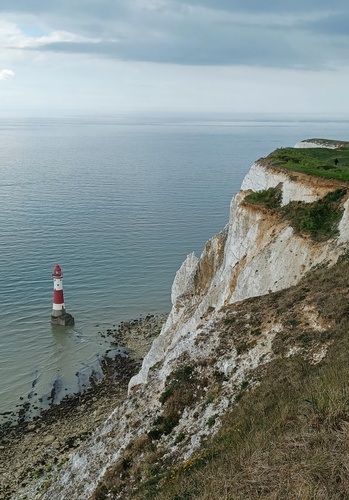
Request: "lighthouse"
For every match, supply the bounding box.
[51,265,75,326]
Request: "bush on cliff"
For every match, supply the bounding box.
[246,187,346,241]
[244,184,282,209]
[281,188,346,241]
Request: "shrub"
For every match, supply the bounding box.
[245,185,282,209]
[281,189,346,241]
[175,432,186,444]
[207,415,218,428]
[149,365,203,440]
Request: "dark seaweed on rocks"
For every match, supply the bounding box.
[0,313,167,500]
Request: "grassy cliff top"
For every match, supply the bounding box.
[261,139,349,181]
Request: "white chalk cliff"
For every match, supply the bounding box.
[129,141,349,390]
[41,140,349,499]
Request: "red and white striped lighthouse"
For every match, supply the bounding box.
[51,265,74,326]
[52,265,65,317]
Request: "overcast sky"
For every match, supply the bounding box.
[1,0,349,116]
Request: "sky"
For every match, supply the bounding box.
[1,0,349,116]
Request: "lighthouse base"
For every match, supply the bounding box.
[51,312,75,326]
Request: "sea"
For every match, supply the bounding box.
[0,113,348,425]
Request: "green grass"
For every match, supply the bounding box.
[262,142,349,180]
[245,185,282,209]
[245,187,346,241]
[154,351,349,499]
[280,188,346,241]
[245,140,349,238]
[148,365,198,441]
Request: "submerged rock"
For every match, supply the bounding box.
[51,312,75,326]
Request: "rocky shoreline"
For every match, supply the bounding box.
[0,313,167,500]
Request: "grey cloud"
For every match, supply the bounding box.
[34,25,309,69]
[176,0,349,14]
[304,13,349,36]
[1,0,126,15]
[4,0,349,70]
[3,0,348,16]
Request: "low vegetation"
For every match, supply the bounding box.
[93,253,349,500]
[142,254,349,500]
[245,142,349,240]
[280,188,346,241]
[261,141,349,180]
[246,187,346,241]
[149,364,204,441]
[244,184,282,209]
[152,351,349,499]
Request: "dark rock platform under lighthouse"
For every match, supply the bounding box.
[51,310,75,326]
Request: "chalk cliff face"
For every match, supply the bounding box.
[129,143,349,390]
[42,140,349,499]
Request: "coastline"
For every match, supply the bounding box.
[0,313,167,500]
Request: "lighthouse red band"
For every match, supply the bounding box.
[52,264,65,317]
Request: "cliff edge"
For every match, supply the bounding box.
[37,139,349,499]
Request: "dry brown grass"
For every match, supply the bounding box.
[146,255,349,500]
[94,254,349,500]
[151,350,349,499]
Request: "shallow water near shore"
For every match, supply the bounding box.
[0,113,348,425]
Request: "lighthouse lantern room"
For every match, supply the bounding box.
[51,265,75,326]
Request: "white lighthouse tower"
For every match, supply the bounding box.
[51,265,74,326]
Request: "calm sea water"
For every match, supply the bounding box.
[0,114,348,424]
